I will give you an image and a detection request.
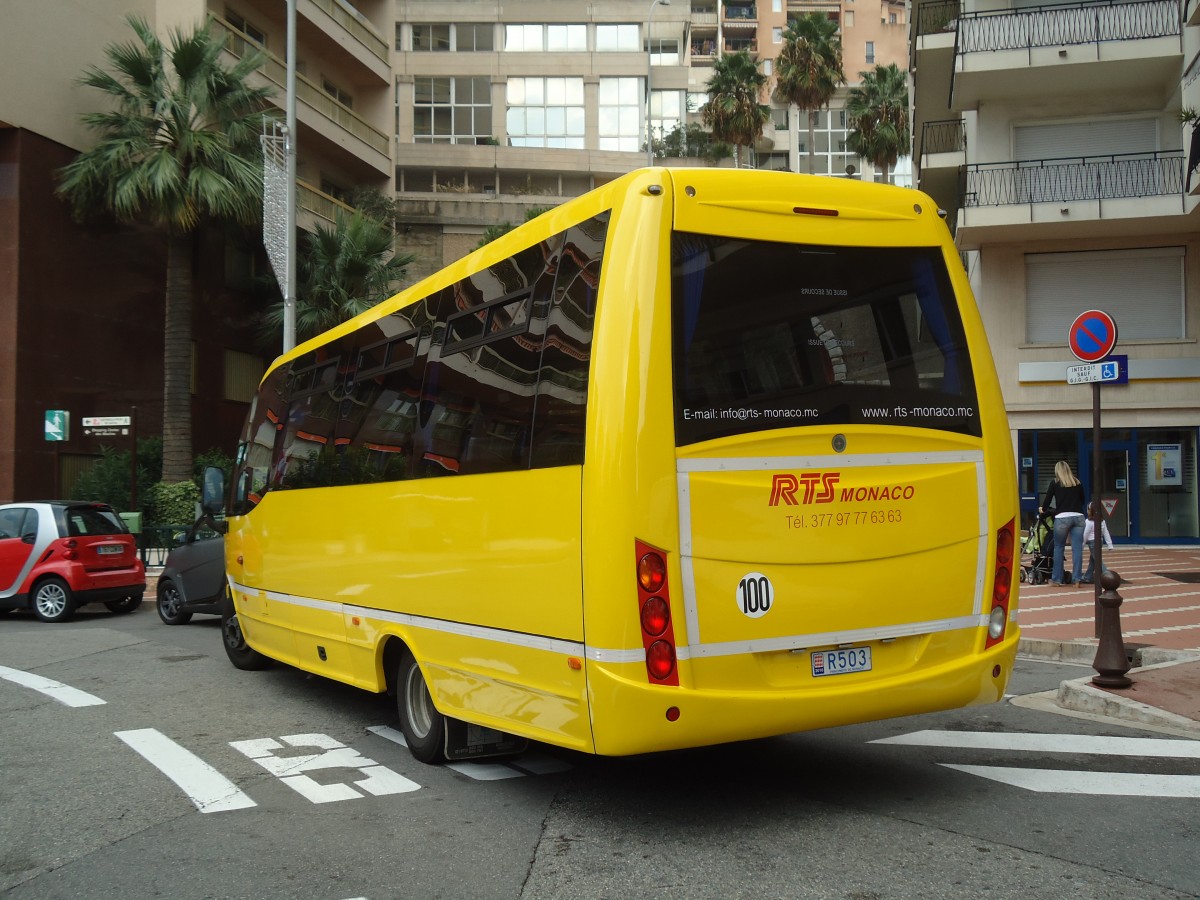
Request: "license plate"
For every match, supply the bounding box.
[96,545,124,555]
[811,646,872,678]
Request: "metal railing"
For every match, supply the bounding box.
[209,15,390,159]
[915,0,961,37]
[957,0,1178,54]
[962,152,1184,206]
[921,119,966,156]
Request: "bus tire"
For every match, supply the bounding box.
[220,600,272,671]
[397,650,446,764]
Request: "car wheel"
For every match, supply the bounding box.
[397,649,446,764]
[33,577,76,623]
[220,600,271,671]
[105,594,143,614]
[156,579,193,625]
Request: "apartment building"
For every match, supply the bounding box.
[911,0,1200,543]
[391,0,909,282]
[0,0,392,500]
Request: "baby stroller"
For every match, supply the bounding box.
[1020,512,1054,584]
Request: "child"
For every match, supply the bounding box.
[1081,501,1113,586]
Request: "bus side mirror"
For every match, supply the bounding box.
[202,466,226,517]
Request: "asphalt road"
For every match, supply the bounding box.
[2,603,1198,900]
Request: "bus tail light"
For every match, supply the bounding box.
[635,540,679,686]
[986,519,1016,648]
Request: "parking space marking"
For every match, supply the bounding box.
[0,665,106,707]
[115,728,257,813]
[230,733,420,803]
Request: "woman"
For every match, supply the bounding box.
[1038,460,1086,586]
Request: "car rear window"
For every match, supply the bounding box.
[64,505,127,537]
[671,233,982,446]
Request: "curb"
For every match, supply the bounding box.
[1017,638,1200,667]
[1055,661,1200,737]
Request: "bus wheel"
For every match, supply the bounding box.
[220,601,272,671]
[397,650,446,764]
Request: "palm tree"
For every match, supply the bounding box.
[261,211,416,344]
[773,13,845,175]
[701,51,770,168]
[57,15,273,483]
[846,63,911,185]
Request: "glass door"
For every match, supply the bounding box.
[1083,442,1135,539]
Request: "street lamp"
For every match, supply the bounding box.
[646,0,670,168]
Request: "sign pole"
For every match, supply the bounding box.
[130,406,138,514]
[1091,383,1102,637]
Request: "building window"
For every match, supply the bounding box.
[408,23,493,51]
[599,77,642,152]
[323,78,353,109]
[597,24,639,51]
[225,9,266,54]
[798,108,854,178]
[1025,248,1185,343]
[773,26,783,43]
[414,77,492,144]
[649,89,684,149]
[504,24,585,51]
[865,41,875,63]
[845,10,855,27]
[225,350,266,403]
[649,38,680,65]
[506,77,585,148]
[548,24,587,51]
[412,23,450,51]
[762,58,773,77]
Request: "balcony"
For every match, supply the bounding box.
[299,0,389,83]
[691,4,719,27]
[917,119,966,210]
[950,0,1181,110]
[691,37,720,64]
[724,4,759,27]
[211,15,391,177]
[724,38,759,57]
[297,179,356,232]
[955,151,1187,245]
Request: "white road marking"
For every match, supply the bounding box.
[367,724,573,780]
[942,765,1200,798]
[230,733,419,803]
[0,665,106,707]
[872,730,1200,758]
[115,728,257,813]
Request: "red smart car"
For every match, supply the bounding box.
[0,501,145,622]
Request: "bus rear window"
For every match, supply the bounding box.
[671,233,982,446]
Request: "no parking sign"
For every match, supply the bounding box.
[1068,310,1118,363]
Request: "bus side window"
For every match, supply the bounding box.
[530,216,607,468]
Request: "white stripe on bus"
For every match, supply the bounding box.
[676,450,985,472]
[231,583,984,664]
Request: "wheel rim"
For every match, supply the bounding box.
[161,586,181,617]
[404,665,435,739]
[223,614,244,650]
[36,584,67,618]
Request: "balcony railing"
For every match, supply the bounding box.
[724,4,758,18]
[962,152,1184,206]
[921,119,966,155]
[956,0,1178,54]
[915,0,961,37]
[305,0,388,64]
[298,179,356,226]
[210,15,390,159]
[724,39,759,54]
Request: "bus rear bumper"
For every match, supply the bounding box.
[587,637,1019,756]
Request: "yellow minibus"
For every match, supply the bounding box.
[212,167,1020,762]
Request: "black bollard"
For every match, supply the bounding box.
[1091,569,1132,688]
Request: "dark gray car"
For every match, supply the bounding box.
[156,524,226,625]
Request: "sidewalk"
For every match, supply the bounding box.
[1016,546,1200,737]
